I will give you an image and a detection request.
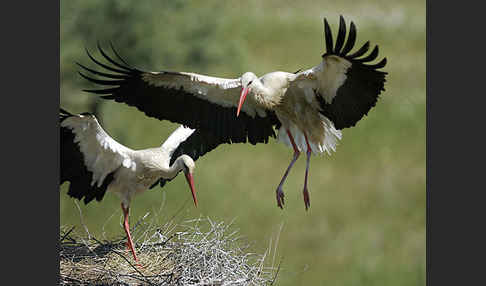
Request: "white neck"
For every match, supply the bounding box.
[164,156,186,179]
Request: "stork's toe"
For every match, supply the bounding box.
[303,188,310,210]
[276,187,285,209]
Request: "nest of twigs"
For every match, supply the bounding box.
[59,217,280,285]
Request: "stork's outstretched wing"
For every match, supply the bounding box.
[60,109,135,204]
[77,44,280,146]
[292,15,388,129]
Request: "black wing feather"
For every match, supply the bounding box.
[109,41,131,66]
[76,62,129,79]
[319,16,388,130]
[340,21,356,56]
[334,15,347,54]
[323,19,334,54]
[368,57,387,70]
[347,41,370,59]
[84,47,129,75]
[356,45,379,63]
[97,42,132,72]
[78,72,126,86]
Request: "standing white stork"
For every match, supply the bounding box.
[60,108,207,263]
[77,15,387,210]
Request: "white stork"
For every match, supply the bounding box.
[60,108,207,263]
[77,15,387,210]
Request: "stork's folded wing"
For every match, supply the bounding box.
[60,110,134,204]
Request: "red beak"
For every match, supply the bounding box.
[237,87,249,117]
[184,172,197,207]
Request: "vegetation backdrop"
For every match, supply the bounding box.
[60,0,425,285]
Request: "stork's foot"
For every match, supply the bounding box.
[124,242,146,269]
[303,187,310,210]
[302,134,312,211]
[135,262,145,270]
[274,129,300,210]
[276,187,285,209]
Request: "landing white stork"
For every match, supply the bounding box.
[60,108,206,263]
[77,15,387,210]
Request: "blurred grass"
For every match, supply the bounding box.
[60,0,425,285]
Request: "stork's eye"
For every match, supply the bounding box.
[248,80,253,85]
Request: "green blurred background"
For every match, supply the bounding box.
[60,0,425,285]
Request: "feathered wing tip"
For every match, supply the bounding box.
[323,18,333,56]
[60,108,73,116]
[77,42,141,96]
[322,15,387,72]
[60,108,95,122]
[60,108,73,121]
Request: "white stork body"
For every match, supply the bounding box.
[239,70,343,154]
[60,109,199,263]
[77,15,387,210]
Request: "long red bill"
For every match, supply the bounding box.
[185,172,198,207]
[236,87,249,117]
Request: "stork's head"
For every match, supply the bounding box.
[237,72,259,117]
[180,155,197,207]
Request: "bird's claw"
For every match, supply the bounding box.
[135,263,145,270]
[276,187,285,209]
[303,188,310,210]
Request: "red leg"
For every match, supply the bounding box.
[303,134,312,210]
[121,203,139,262]
[275,130,301,209]
[286,129,300,153]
